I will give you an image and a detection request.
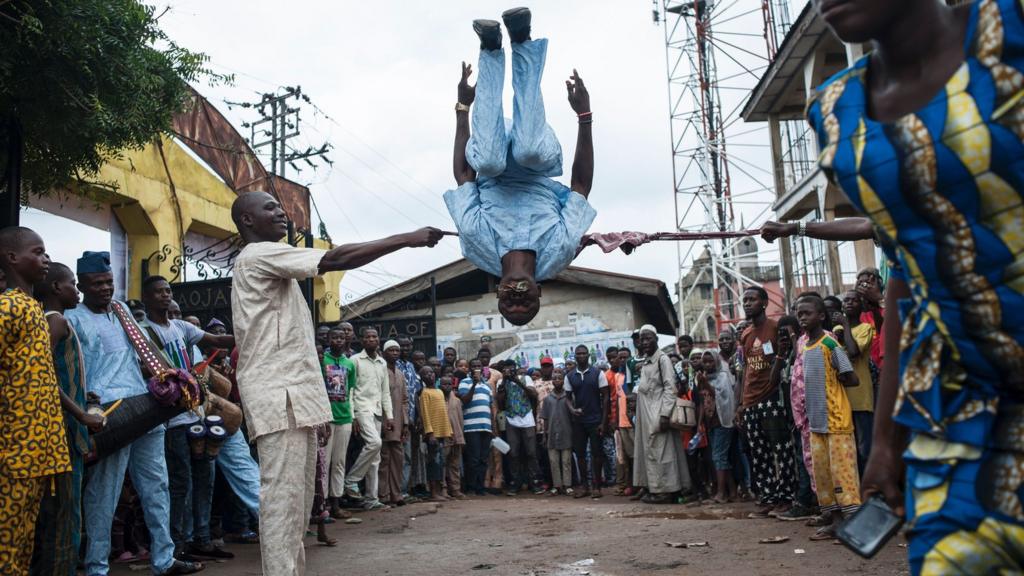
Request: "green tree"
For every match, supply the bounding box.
[0,0,227,225]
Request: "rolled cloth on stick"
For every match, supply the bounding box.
[439,229,762,257]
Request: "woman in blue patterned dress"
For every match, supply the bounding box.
[808,0,1024,573]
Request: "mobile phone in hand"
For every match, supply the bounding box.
[836,494,904,558]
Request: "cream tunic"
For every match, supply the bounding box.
[231,241,332,439]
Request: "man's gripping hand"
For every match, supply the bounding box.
[459,62,476,106]
[404,227,444,248]
[566,69,590,114]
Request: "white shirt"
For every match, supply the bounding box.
[231,242,331,439]
[351,350,392,419]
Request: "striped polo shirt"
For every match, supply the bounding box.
[458,377,493,433]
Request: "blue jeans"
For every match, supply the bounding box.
[84,426,174,575]
[466,38,562,178]
[216,429,260,517]
[425,441,445,482]
[852,410,874,475]
[791,428,816,508]
[165,425,214,549]
[710,427,734,470]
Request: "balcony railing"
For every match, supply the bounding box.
[779,120,818,193]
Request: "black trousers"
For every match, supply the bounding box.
[506,425,539,490]
[463,432,492,493]
[573,421,604,489]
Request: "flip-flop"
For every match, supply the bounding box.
[113,551,137,564]
[317,534,338,547]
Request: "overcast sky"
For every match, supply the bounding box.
[27,0,806,307]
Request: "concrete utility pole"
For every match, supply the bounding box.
[246,86,331,182]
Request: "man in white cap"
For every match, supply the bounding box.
[633,324,690,504]
[346,328,394,510]
[377,339,409,506]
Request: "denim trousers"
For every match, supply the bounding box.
[84,426,174,575]
[165,425,215,550]
[852,410,874,475]
[215,429,261,517]
[466,38,562,178]
[791,428,816,508]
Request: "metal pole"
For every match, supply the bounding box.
[3,117,23,228]
[430,275,437,357]
[304,228,314,317]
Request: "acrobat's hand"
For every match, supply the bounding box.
[566,69,590,115]
[405,227,445,248]
[459,62,476,106]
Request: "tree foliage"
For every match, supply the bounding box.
[0,0,228,196]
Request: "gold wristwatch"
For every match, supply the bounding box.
[455,102,471,113]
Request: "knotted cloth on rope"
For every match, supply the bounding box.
[439,229,762,257]
[574,229,763,256]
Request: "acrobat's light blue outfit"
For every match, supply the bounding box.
[444,38,597,281]
[66,301,175,576]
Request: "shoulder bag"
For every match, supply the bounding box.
[659,354,696,430]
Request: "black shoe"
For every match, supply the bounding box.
[187,542,235,560]
[161,559,205,575]
[501,7,531,44]
[473,19,502,51]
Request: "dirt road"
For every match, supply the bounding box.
[112,495,908,576]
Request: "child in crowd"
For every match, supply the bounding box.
[611,348,635,496]
[540,373,574,495]
[686,350,713,501]
[31,262,106,574]
[442,375,466,499]
[795,294,860,541]
[697,350,737,503]
[418,366,453,502]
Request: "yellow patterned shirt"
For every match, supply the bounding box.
[0,288,71,478]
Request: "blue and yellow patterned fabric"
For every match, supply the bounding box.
[807,0,1024,573]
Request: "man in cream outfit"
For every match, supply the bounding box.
[230,191,441,575]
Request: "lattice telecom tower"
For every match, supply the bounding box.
[655,0,784,342]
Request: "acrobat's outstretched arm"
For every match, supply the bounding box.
[567,69,593,199]
[454,62,477,186]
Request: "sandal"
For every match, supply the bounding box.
[809,526,837,541]
[161,559,205,575]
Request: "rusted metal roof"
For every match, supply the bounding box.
[172,87,310,230]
